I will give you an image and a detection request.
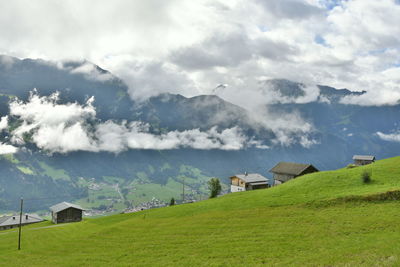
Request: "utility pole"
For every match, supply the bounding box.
[18,197,24,250]
[182,177,185,204]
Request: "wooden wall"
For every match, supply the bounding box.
[273,173,295,182]
[230,177,245,187]
[54,208,82,224]
[354,159,374,166]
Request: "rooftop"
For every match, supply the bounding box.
[353,155,375,161]
[269,162,317,176]
[0,214,44,227]
[231,173,269,183]
[50,202,85,213]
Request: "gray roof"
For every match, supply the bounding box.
[50,202,84,213]
[0,214,44,227]
[0,216,10,225]
[269,162,318,176]
[353,155,375,161]
[230,173,269,183]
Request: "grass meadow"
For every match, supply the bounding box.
[1,157,400,266]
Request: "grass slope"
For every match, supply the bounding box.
[1,157,400,266]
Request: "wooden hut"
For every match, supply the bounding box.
[230,173,272,192]
[269,162,319,184]
[353,155,375,166]
[50,202,84,224]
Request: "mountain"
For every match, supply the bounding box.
[263,78,366,102]
[1,156,400,265]
[0,55,400,213]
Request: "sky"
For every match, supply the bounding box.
[0,0,399,106]
[0,0,400,154]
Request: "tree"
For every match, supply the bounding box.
[208,178,222,198]
[169,197,175,206]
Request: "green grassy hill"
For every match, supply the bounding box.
[1,157,400,266]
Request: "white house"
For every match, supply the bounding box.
[230,173,271,192]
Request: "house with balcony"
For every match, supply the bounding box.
[230,173,271,193]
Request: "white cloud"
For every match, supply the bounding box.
[9,92,269,153]
[9,91,97,152]
[106,58,199,100]
[255,0,324,19]
[376,131,400,142]
[0,116,18,154]
[32,123,97,153]
[0,55,15,69]
[70,62,114,82]
[0,143,18,154]
[0,116,8,131]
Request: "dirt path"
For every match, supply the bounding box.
[29,224,71,230]
[0,223,70,235]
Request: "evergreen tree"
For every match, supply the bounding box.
[208,178,222,198]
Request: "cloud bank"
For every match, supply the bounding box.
[8,92,269,153]
[376,131,400,142]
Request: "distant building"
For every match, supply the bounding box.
[353,155,375,166]
[230,173,272,192]
[0,214,44,231]
[50,202,85,224]
[269,162,319,184]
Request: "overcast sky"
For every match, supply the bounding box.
[0,0,400,105]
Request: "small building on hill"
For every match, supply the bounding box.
[269,162,319,184]
[0,214,44,231]
[353,155,375,166]
[230,173,272,192]
[50,202,85,224]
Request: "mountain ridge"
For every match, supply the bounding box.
[0,56,400,213]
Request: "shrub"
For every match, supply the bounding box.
[361,170,372,184]
[169,197,175,206]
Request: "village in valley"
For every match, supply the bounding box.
[0,155,376,231]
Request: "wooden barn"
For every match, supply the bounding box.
[50,202,85,224]
[0,214,44,231]
[353,155,375,166]
[269,162,319,184]
[230,173,272,192]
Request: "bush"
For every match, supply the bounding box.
[361,170,372,184]
[169,197,175,206]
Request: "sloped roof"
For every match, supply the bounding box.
[353,155,375,161]
[50,202,84,213]
[0,216,10,225]
[269,162,317,176]
[230,173,269,183]
[0,214,44,227]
